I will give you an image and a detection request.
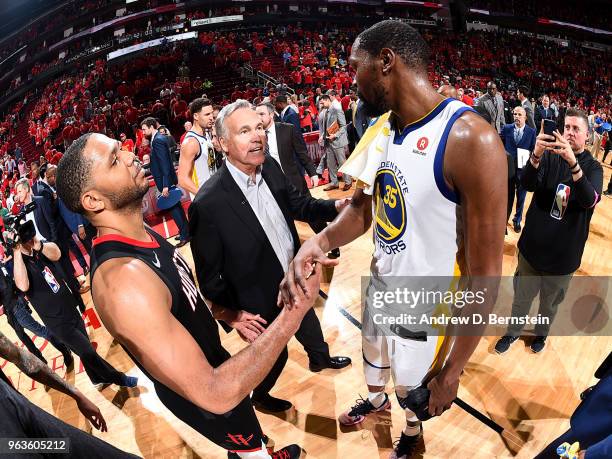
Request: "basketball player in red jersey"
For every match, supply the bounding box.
[56,132,320,458]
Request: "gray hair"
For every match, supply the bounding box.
[256,102,275,114]
[215,99,254,140]
[16,178,30,191]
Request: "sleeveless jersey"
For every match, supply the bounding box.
[89,229,230,392]
[363,98,474,332]
[182,130,216,199]
[90,229,265,450]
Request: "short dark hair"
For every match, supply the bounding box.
[274,95,288,104]
[565,108,589,131]
[319,94,331,101]
[355,20,429,71]
[189,97,212,118]
[56,133,94,214]
[517,85,530,97]
[141,117,158,128]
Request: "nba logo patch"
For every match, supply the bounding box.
[42,266,60,293]
[550,183,571,220]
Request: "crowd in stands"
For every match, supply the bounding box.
[467,0,610,30]
[0,18,608,215]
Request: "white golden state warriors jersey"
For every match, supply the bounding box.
[365,98,474,280]
[183,130,216,199]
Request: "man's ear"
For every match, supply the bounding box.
[380,48,396,76]
[219,136,229,154]
[81,190,105,213]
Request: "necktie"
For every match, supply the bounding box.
[514,128,522,145]
[264,130,270,156]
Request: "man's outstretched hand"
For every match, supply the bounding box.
[278,236,338,309]
[288,259,323,314]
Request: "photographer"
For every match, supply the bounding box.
[14,177,87,312]
[0,254,73,367]
[495,109,603,354]
[8,224,137,389]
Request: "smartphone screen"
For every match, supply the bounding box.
[543,119,556,136]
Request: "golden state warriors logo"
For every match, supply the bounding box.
[374,169,406,243]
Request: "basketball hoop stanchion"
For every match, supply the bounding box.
[317,289,526,449]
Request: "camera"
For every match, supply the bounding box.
[2,201,37,250]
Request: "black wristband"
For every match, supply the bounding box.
[571,167,582,175]
[569,160,578,170]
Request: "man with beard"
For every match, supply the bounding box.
[56,133,318,458]
[177,98,217,199]
[141,117,189,247]
[279,20,506,458]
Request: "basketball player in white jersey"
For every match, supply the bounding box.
[279,21,507,457]
[177,98,217,199]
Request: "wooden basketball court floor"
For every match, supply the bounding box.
[1,164,610,458]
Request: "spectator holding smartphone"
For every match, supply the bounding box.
[495,109,603,355]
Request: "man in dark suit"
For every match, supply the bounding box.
[14,178,87,311]
[255,103,332,235]
[535,352,611,458]
[500,106,536,232]
[275,95,303,140]
[189,101,351,413]
[141,117,189,247]
[534,94,557,134]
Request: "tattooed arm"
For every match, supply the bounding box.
[0,331,108,431]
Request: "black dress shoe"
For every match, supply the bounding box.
[513,221,522,233]
[252,394,292,412]
[309,356,351,372]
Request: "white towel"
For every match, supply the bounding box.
[339,112,392,195]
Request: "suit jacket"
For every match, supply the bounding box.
[31,196,57,242]
[500,124,536,174]
[353,100,370,142]
[273,122,316,193]
[521,99,536,129]
[478,93,505,133]
[150,132,178,191]
[319,105,349,149]
[188,156,338,322]
[534,106,557,133]
[57,198,89,234]
[281,106,302,135]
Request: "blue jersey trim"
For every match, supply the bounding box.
[393,98,454,145]
[433,106,475,205]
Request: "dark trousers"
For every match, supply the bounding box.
[6,297,72,364]
[296,308,330,364]
[507,252,574,337]
[43,314,125,386]
[253,308,329,397]
[507,172,527,224]
[169,202,189,241]
[0,380,139,458]
[68,236,87,270]
[56,239,87,312]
